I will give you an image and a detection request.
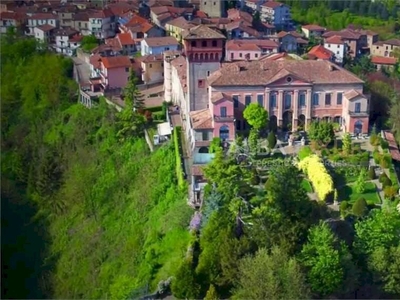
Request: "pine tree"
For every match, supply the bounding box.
[124,69,145,111]
[205,284,219,300]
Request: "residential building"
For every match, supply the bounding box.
[324,35,348,64]
[55,5,77,28]
[301,24,326,39]
[227,8,253,23]
[166,16,194,41]
[322,28,367,58]
[34,24,55,44]
[200,0,226,18]
[150,6,193,29]
[260,1,291,30]
[371,56,398,71]
[141,36,179,56]
[89,55,139,91]
[26,13,58,36]
[106,32,137,55]
[72,11,90,36]
[118,13,162,39]
[225,20,263,39]
[87,8,116,39]
[0,11,25,34]
[277,31,298,52]
[307,45,334,61]
[140,54,164,84]
[54,27,82,56]
[371,39,400,57]
[225,39,279,61]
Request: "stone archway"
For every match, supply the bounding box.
[282,111,293,131]
[322,116,331,122]
[354,120,363,134]
[297,114,306,130]
[333,116,341,123]
[269,115,278,132]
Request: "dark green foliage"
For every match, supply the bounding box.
[173,126,185,186]
[369,167,376,180]
[267,131,277,150]
[124,69,145,110]
[209,137,222,153]
[379,172,389,183]
[340,201,349,213]
[308,121,335,147]
[352,198,368,217]
[81,35,99,52]
[171,259,200,299]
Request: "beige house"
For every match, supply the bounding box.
[371,39,400,57]
[141,54,164,85]
[301,24,326,39]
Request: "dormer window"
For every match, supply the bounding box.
[191,41,196,47]
[202,41,207,47]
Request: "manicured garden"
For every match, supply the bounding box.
[337,182,380,205]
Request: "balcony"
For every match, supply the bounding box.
[214,115,235,122]
[348,110,369,117]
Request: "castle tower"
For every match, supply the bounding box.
[182,25,226,112]
[200,0,226,18]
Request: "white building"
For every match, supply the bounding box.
[55,28,82,56]
[260,1,291,30]
[324,35,348,65]
[34,24,55,44]
[87,8,116,39]
[26,13,58,36]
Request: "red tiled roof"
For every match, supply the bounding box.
[117,32,135,45]
[325,35,344,44]
[101,56,132,68]
[190,109,213,129]
[302,24,325,31]
[308,45,333,60]
[141,54,163,63]
[36,24,55,31]
[89,54,102,69]
[29,13,57,20]
[87,8,114,19]
[261,1,286,9]
[69,34,83,43]
[196,10,207,18]
[371,56,397,65]
[143,36,179,47]
[383,131,400,161]
[170,55,187,92]
[226,39,278,51]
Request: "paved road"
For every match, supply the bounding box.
[72,57,91,87]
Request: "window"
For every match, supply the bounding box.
[255,53,258,58]
[220,106,227,117]
[270,93,277,108]
[212,40,217,47]
[337,92,342,105]
[299,93,306,107]
[233,95,239,108]
[245,95,251,106]
[149,63,152,68]
[312,93,319,106]
[239,53,243,58]
[231,53,234,59]
[204,1,206,4]
[202,41,207,47]
[207,71,210,76]
[325,93,331,106]
[125,67,129,72]
[165,47,170,51]
[337,45,340,48]
[236,120,241,130]
[198,79,205,88]
[284,93,292,109]
[257,94,264,107]
[191,41,196,47]
[355,102,361,113]
[213,1,216,4]
[202,131,209,141]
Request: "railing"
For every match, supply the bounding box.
[348,110,369,116]
[214,115,235,122]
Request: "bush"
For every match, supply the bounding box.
[379,154,391,169]
[340,200,349,213]
[368,167,376,180]
[352,198,368,217]
[373,150,381,164]
[267,131,277,149]
[382,177,393,188]
[379,172,389,183]
[370,133,379,146]
[384,186,397,200]
[209,137,222,153]
[380,139,389,150]
[173,126,184,187]
[298,146,312,160]
[321,149,329,157]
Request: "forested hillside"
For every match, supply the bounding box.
[1,33,191,299]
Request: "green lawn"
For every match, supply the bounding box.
[301,178,313,193]
[337,182,380,205]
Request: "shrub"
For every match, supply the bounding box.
[370,133,379,146]
[380,154,391,169]
[209,137,222,153]
[355,168,367,193]
[373,150,381,164]
[173,126,184,187]
[380,139,389,150]
[352,198,368,217]
[298,146,312,160]
[379,172,389,183]
[267,131,277,149]
[368,167,376,180]
[382,177,393,188]
[384,186,397,200]
[298,155,334,201]
[340,201,349,216]
[321,149,329,157]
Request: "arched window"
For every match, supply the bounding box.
[200,53,204,60]
[215,53,219,60]
[194,53,199,60]
[210,53,214,60]
[205,53,208,60]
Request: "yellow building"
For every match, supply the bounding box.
[165,17,194,42]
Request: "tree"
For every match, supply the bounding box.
[124,69,145,111]
[204,284,219,300]
[81,35,99,52]
[352,197,368,217]
[209,137,222,153]
[300,222,357,297]
[342,132,352,154]
[248,128,258,154]
[267,131,277,150]
[233,247,310,300]
[171,259,200,299]
[308,121,335,147]
[355,168,367,194]
[243,103,268,131]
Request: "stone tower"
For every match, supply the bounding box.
[182,25,226,112]
[200,0,226,18]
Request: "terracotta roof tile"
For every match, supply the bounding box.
[182,24,226,40]
[261,1,286,9]
[141,54,163,63]
[296,37,308,44]
[302,24,326,31]
[101,56,132,68]
[208,60,364,86]
[226,40,261,51]
[117,32,135,45]
[105,37,123,50]
[211,92,233,103]
[227,8,253,23]
[325,35,344,44]
[89,54,102,69]
[383,131,400,161]
[383,39,400,46]
[170,55,187,92]
[190,109,213,129]
[195,10,207,18]
[192,165,204,176]
[344,89,364,100]
[371,56,397,65]
[323,29,361,40]
[29,13,57,20]
[36,24,55,31]
[143,36,179,47]
[166,16,193,29]
[308,45,333,60]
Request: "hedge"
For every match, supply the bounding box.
[173,126,185,187]
[146,105,163,113]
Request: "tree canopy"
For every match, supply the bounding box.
[243,103,269,130]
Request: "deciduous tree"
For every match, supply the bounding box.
[308,121,335,147]
[243,103,268,131]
